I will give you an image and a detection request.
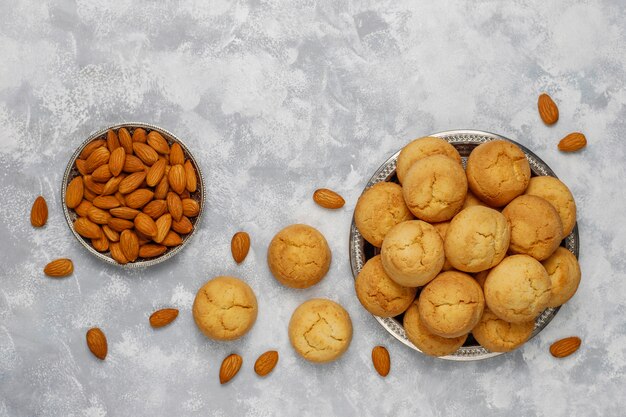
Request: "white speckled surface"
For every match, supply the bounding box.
[1,1,625,416]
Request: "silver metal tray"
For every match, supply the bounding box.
[349,129,580,361]
[62,122,206,268]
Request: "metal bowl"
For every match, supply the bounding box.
[349,129,580,361]
[62,122,206,268]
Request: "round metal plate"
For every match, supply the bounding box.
[349,129,580,361]
[62,122,206,268]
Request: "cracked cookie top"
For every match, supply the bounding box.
[484,255,551,323]
[354,182,414,247]
[355,255,417,318]
[288,298,352,363]
[418,271,485,338]
[466,140,531,207]
[502,195,563,261]
[542,247,581,308]
[524,176,577,238]
[192,276,258,341]
[402,154,468,223]
[380,220,445,287]
[396,137,462,184]
[444,206,511,273]
[471,309,534,353]
[267,224,331,289]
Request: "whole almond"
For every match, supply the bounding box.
[106,129,120,152]
[146,158,167,187]
[83,175,105,195]
[30,196,48,227]
[154,214,172,243]
[149,308,179,328]
[118,128,133,154]
[133,142,159,166]
[75,159,88,176]
[102,225,120,242]
[92,195,121,210]
[79,139,105,160]
[538,93,559,125]
[147,131,170,154]
[87,206,112,225]
[86,328,107,360]
[91,164,113,182]
[231,232,250,264]
[91,234,110,252]
[313,188,345,209]
[120,229,139,262]
[372,346,390,377]
[85,146,110,173]
[132,128,147,143]
[102,175,125,196]
[75,200,93,218]
[142,200,167,219]
[169,143,185,165]
[172,216,193,234]
[182,198,200,217]
[123,155,146,173]
[118,171,146,194]
[154,176,169,200]
[139,243,167,258]
[134,213,158,237]
[107,217,135,232]
[110,242,129,264]
[74,218,102,239]
[550,336,581,358]
[114,191,126,207]
[558,132,587,152]
[44,258,74,277]
[254,350,278,377]
[66,177,84,209]
[109,147,126,177]
[219,353,243,384]
[161,231,183,247]
[83,187,97,202]
[166,192,183,221]
[183,160,197,193]
[168,164,186,194]
[126,189,154,209]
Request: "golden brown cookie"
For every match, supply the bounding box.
[396,137,462,184]
[354,182,414,247]
[432,221,453,271]
[444,206,511,273]
[355,255,417,317]
[542,247,581,307]
[380,220,445,287]
[472,309,534,352]
[484,255,551,323]
[403,155,467,222]
[466,140,531,207]
[403,300,467,357]
[418,271,485,338]
[524,176,577,238]
[462,190,489,209]
[288,298,352,363]
[267,224,331,288]
[502,195,563,261]
[192,276,258,341]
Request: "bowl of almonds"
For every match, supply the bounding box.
[61,122,205,267]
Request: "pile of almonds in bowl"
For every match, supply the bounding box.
[62,124,204,266]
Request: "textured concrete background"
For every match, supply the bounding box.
[1,0,625,416]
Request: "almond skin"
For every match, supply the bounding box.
[91,164,113,183]
[133,142,159,166]
[101,175,125,196]
[558,132,587,152]
[313,188,345,209]
[109,147,126,177]
[83,187,97,202]
[154,214,172,243]
[66,177,84,209]
[114,192,127,207]
[139,244,167,258]
[44,258,74,277]
[182,199,200,217]
[219,354,243,384]
[538,93,559,125]
[87,206,112,225]
[168,164,186,194]
[550,336,582,358]
[110,242,129,264]
[147,131,170,154]
[254,350,278,377]
[30,196,48,227]
[146,158,167,187]
[123,155,146,173]
[85,146,110,173]
[107,218,135,232]
[74,218,102,239]
[142,200,167,219]
[86,328,107,360]
[231,232,250,264]
[120,229,139,262]
[134,213,158,237]
[75,159,88,176]
[166,192,183,221]
[118,171,147,195]
[161,231,183,246]
[75,200,93,218]
[154,176,169,200]
[92,195,121,210]
[102,225,120,242]
[132,128,147,143]
[372,346,390,377]
[172,216,193,234]
[83,175,105,195]
[169,143,185,165]
[118,127,134,154]
[106,129,120,152]
[149,308,179,328]
[184,160,197,192]
[125,189,154,209]
[91,234,110,252]
[79,139,105,160]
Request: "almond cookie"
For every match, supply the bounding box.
[432,221,453,271]
[466,140,531,207]
[502,195,563,261]
[381,220,445,287]
[403,300,467,357]
[484,255,551,323]
[354,182,413,247]
[542,247,581,307]
[267,224,331,288]
[288,298,352,363]
[355,255,416,317]
[192,276,258,341]
[396,137,462,184]
[472,309,534,352]
[444,206,510,273]
[524,176,577,238]
[402,155,467,222]
[418,271,485,338]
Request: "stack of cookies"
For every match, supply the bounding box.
[354,137,581,356]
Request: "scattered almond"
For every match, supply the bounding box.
[371,346,390,377]
[313,188,345,209]
[254,350,278,377]
[231,232,250,264]
[558,132,587,152]
[550,336,581,358]
[43,258,74,277]
[538,93,559,125]
[219,353,243,384]
[30,196,48,227]
[149,308,179,328]
[86,328,107,360]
